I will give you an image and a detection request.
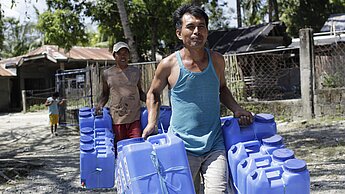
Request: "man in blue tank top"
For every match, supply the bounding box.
[143,4,253,194]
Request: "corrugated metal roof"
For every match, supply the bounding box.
[0,45,115,77]
[26,45,114,61]
[208,22,291,54]
[321,13,345,32]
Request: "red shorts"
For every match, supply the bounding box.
[113,120,142,144]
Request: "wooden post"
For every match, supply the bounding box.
[299,28,315,119]
[22,90,27,113]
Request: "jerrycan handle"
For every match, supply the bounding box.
[253,155,272,168]
[262,166,283,181]
[147,134,169,146]
[94,128,106,137]
[94,138,106,146]
[96,146,107,154]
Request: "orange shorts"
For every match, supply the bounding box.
[49,114,59,125]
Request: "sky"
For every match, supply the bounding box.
[2,0,238,27]
[2,0,47,23]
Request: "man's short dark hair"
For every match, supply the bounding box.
[53,92,59,98]
[173,4,209,30]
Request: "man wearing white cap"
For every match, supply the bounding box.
[96,41,146,146]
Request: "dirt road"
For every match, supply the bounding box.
[0,110,344,193]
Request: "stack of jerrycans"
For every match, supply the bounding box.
[221,113,310,194]
[115,132,195,194]
[79,107,115,189]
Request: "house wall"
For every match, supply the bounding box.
[0,78,11,112]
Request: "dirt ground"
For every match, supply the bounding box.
[0,110,344,194]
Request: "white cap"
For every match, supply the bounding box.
[112,41,129,54]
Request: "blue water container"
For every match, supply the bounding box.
[116,137,146,192]
[95,146,115,188]
[222,114,277,152]
[94,114,112,130]
[246,159,310,194]
[80,144,97,188]
[252,113,277,140]
[94,128,114,139]
[80,135,94,146]
[80,127,94,137]
[222,118,254,152]
[140,106,172,133]
[220,115,233,124]
[79,107,92,113]
[228,140,262,190]
[79,111,94,129]
[271,148,295,165]
[237,154,272,194]
[121,133,195,194]
[260,134,285,155]
[102,107,113,129]
[157,106,172,133]
[140,107,148,130]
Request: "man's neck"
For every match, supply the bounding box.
[181,47,206,62]
[117,64,128,70]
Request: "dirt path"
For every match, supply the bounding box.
[0,110,344,193]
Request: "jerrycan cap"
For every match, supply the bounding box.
[80,144,94,152]
[254,113,274,123]
[272,148,294,162]
[80,127,93,134]
[80,135,93,143]
[79,111,92,117]
[262,134,283,146]
[284,159,307,173]
[79,107,91,112]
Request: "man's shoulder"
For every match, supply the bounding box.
[160,52,178,66]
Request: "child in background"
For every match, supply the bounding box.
[45,92,65,136]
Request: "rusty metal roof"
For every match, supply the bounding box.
[26,45,115,61]
[0,65,14,76]
[0,45,115,77]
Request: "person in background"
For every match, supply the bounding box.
[142,4,253,194]
[96,41,146,147]
[45,92,65,137]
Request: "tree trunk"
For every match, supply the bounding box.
[268,0,272,22]
[273,0,279,21]
[116,0,140,62]
[151,17,157,61]
[236,0,242,27]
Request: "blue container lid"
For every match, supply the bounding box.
[80,127,93,134]
[284,159,307,173]
[272,148,294,162]
[80,135,93,143]
[79,107,91,112]
[262,134,283,146]
[254,113,275,123]
[79,111,92,117]
[80,144,94,152]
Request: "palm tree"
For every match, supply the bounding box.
[236,0,242,27]
[116,0,140,62]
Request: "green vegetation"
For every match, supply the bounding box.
[27,103,46,112]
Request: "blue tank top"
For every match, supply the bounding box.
[170,49,225,156]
